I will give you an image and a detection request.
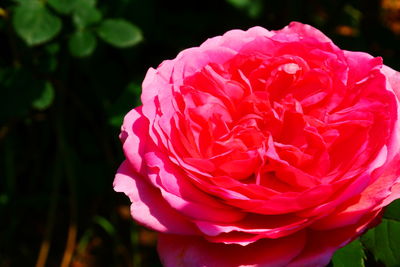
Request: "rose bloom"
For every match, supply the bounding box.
[114,22,400,267]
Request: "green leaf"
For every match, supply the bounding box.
[226,0,263,18]
[77,229,94,254]
[384,199,400,221]
[32,82,55,110]
[47,0,78,14]
[96,19,142,48]
[343,4,362,27]
[76,0,96,7]
[12,0,29,3]
[361,219,400,267]
[68,31,97,57]
[72,2,102,29]
[332,239,365,267]
[13,1,62,46]
[93,216,116,236]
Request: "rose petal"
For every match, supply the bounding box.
[114,161,198,234]
[158,230,306,267]
[121,107,148,173]
[289,209,382,267]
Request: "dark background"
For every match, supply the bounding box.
[1,0,400,266]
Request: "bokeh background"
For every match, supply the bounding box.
[1,0,400,266]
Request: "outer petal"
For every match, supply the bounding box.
[200,26,273,52]
[141,43,238,107]
[114,161,198,235]
[381,64,400,164]
[276,21,333,44]
[141,25,275,108]
[382,64,400,98]
[143,150,246,223]
[288,209,382,267]
[158,231,306,267]
[120,107,148,173]
[343,50,382,86]
[311,154,400,230]
[121,105,245,224]
[193,214,309,239]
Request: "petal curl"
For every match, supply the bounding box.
[158,231,306,267]
[120,107,148,173]
[114,161,198,234]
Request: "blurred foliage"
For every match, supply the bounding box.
[1,0,400,266]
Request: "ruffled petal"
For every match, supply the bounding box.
[158,231,306,267]
[114,161,198,234]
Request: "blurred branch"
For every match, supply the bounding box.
[35,157,62,267]
[61,221,77,267]
[53,85,78,267]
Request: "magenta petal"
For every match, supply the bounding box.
[382,64,400,98]
[115,22,400,267]
[120,107,149,173]
[143,149,246,223]
[158,231,306,267]
[194,214,310,240]
[114,161,198,235]
[200,26,273,52]
[277,21,333,44]
[289,209,382,267]
[344,50,382,86]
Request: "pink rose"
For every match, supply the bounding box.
[114,22,400,267]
